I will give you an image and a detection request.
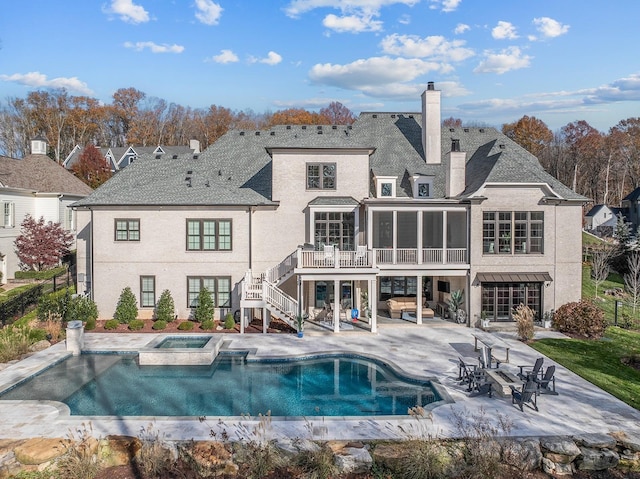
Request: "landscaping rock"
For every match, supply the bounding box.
[542,456,574,476]
[371,443,408,471]
[574,433,617,449]
[0,441,24,479]
[501,438,542,471]
[618,432,640,453]
[179,441,235,477]
[577,446,619,470]
[334,446,372,474]
[540,436,581,463]
[28,340,51,353]
[275,438,320,457]
[13,437,67,465]
[99,435,142,467]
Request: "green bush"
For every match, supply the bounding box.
[84,317,96,331]
[15,266,66,280]
[194,287,215,323]
[114,287,138,324]
[152,320,167,330]
[200,319,215,330]
[67,296,98,324]
[104,319,119,330]
[28,328,48,342]
[155,289,175,323]
[224,313,235,330]
[178,321,194,331]
[37,288,73,322]
[128,319,145,331]
[554,300,606,339]
[0,325,33,363]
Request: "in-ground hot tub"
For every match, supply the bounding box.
[138,335,223,365]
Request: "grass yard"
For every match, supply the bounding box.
[531,327,640,410]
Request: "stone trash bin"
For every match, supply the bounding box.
[66,320,85,356]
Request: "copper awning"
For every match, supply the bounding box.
[475,272,553,283]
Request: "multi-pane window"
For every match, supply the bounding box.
[140,276,155,308]
[381,183,393,197]
[483,211,543,254]
[2,202,14,228]
[187,276,232,308]
[379,276,418,301]
[417,183,430,198]
[307,163,336,190]
[115,219,140,241]
[481,282,542,321]
[186,219,232,251]
[314,212,354,250]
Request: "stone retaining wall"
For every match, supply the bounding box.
[1,432,639,478]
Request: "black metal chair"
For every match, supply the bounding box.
[536,365,558,395]
[458,357,492,397]
[510,379,539,411]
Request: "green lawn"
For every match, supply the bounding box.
[531,327,640,410]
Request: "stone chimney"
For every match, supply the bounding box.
[421,82,441,164]
[30,136,47,155]
[446,138,466,197]
[189,139,201,154]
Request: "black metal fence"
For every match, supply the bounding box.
[0,270,72,326]
[610,300,640,330]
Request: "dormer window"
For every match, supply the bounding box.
[412,175,434,199]
[375,176,396,198]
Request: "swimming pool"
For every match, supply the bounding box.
[0,352,445,417]
[155,336,211,348]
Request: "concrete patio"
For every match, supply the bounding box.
[0,322,639,443]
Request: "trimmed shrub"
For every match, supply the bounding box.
[178,321,194,331]
[67,296,98,324]
[84,317,96,331]
[15,266,66,280]
[114,287,138,324]
[553,300,606,339]
[194,287,215,323]
[513,303,535,342]
[155,289,175,323]
[152,320,167,330]
[104,319,119,330]
[200,319,215,330]
[128,319,145,331]
[224,313,235,330]
[37,288,73,322]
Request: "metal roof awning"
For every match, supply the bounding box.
[475,272,553,283]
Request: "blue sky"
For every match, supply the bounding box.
[1,0,639,132]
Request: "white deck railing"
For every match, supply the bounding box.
[266,249,298,284]
[263,281,297,325]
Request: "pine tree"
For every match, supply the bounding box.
[114,287,138,324]
[155,289,175,322]
[194,287,215,323]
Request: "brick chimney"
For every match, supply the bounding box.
[446,138,466,197]
[421,82,441,165]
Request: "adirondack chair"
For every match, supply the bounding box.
[458,357,492,397]
[517,357,544,380]
[536,365,558,395]
[510,379,539,411]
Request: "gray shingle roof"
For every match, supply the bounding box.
[0,154,93,196]
[74,111,585,207]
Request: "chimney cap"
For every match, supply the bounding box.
[427,81,435,91]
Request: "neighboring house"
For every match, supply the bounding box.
[0,137,93,282]
[63,141,200,173]
[584,204,623,237]
[621,187,640,233]
[73,83,587,330]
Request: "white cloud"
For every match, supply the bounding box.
[428,0,462,12]
[380,34,474,62]
[582,74,640,103]
[103,0,149,24]
[492,21,518,40]
[194,0,223,25]
[124,41,184,53]
[249,51,283,65]
[309,56,451,98]
[0,72,93,95]
[323,13,382,32]
[208,49,239,64]
[533,17,569,39]
[285,0,419,17]
[474,46,532,74]
[454,23,469,34]
[398,14,411,25]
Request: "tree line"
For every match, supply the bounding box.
[2,87,640,207]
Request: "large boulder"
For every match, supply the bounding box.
[574,433,617,449]
[334,446,372,474]
[13,438,68,466]
[99,435,141,467]
[501,438,542,471]
[577,446,619,471]
[540,436,581,463]
[178,441,236,478]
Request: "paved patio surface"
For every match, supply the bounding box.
[1,322,639,442]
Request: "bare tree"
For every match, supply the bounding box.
[624,251,640,314]
[591,248,613,299]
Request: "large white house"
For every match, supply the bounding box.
[0,138,93,282]
[73,83,587,331]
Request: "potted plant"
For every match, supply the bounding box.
[447,289,464,321]
[481,310,490,328]
[543,310,553,329]
[296,314,305,338]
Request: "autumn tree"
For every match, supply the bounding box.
[319,101,356,124]
[71,144,111,188]
[14,215,73,271]
[501,115,553,158]
[265,108,328,127]
[609,118,640,200]
[442,117,463,128]
[561,120,604,197]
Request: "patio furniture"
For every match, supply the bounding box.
[323,245,335,266]
[536,365,558,395]
[458,357,491,396]
[386,297,435,319]
[510,379,539,411]
[478,345,500,370]
[472,331,508,366]
[517,357,544,381]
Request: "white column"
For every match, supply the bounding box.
[334,279,340,333]
[442,210,448,264]
[263,307,268,334]
[240,307,245,334]
[417,211,423,265]
[370,277,378,333]
[416,275,423,325]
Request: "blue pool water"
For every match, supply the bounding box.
[156,336,210,348]
[0,353,442,417]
